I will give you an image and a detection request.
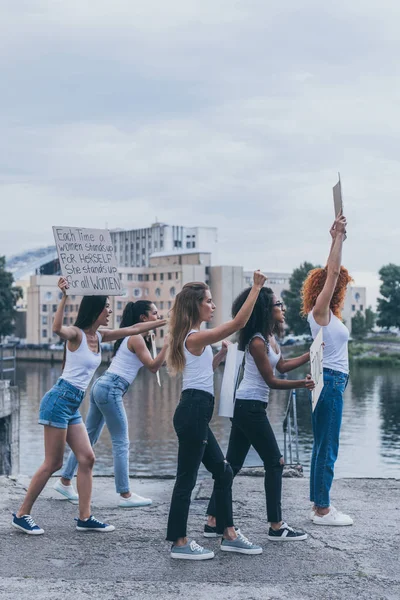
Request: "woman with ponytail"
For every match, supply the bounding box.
[57,300,168,508]
[166,270,267,561]
[12,278,165,536]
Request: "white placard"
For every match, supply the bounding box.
[150,332,161,387]
[53,226,122,296]
[333,173,343,217]
[218,343,244,418]
[310,328,324,411]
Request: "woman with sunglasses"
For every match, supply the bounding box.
[205,288,314,541]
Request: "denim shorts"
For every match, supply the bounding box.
[38,378,85,429]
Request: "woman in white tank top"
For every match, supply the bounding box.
[166,271,267,560]
[58,300,168,508]
[206,287,314,541]
[301,212,353,527]
[13,278,165,536]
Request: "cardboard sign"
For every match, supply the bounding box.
[218,343,244,418]
[150,332,161,387]
[310,328,324,411]
[53,226,121,295]
[333,173,343,217]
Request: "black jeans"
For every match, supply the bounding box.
[166,389,234,542]
[207,399,283,525]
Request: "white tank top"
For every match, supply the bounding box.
[236,333,281,403]
[61,330,102,391]
[107,336,144,384]
[308,310,349,374]
[181,329,214,395]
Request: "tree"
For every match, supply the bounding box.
[376,264,400,329]
[282,262,320,335]
[365,306,376,332]
[351,311,367,339]
[0,256,23,339]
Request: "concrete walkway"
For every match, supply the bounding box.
[0,474,399,600]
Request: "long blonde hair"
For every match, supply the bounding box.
[167,282,209,375]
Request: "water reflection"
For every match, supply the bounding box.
[17,362,400,478]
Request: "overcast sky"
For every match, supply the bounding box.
[1,1,399,304]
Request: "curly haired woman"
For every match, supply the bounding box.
[301,212,353,526]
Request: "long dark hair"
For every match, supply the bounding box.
[62,295,108,369]
[233,287,282,352]
[167,282,209,375]
[113,300,153,356]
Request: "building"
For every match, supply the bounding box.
[342,286,367,331]
[110,223,218,268]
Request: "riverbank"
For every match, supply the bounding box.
[1,475,399,599]
[287,338,400,367]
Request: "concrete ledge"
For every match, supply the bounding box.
[0,475,399,599]
[0,381,19,476]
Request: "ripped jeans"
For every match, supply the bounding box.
[166,389,234,542]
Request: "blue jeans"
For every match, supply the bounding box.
[310,368,349,508]
[62,372,130,494]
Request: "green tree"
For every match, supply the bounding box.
[0,256,22,339]
[377,264,400,329]
[365,306,376,332]
[351,311,367,339]
[282,261,320,335]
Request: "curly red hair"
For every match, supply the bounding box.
[301,266,353,320]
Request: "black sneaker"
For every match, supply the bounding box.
[204,524,239,538]
[267,522,307,541]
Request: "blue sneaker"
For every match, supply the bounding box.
[12,513,44,535]
[75,515,115,532]
[221,531,262,555]
[171,540,215,560]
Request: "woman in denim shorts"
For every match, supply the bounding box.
[302,212,353,526]
[12,277,165,536]
[57,300,168,508]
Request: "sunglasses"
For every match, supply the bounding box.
[273,301,285,309]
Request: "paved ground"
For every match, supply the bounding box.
[0,474,399,600]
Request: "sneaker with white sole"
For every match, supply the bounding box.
[12,513,44,535]
[170,540,214,560]
[75,515,115,532]
[268,522,308,541]
[53,479,79,504]
[220,531,262,555]
[118,492,152,508]
[312,506,353,526]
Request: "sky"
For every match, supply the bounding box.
[1,1,399,307]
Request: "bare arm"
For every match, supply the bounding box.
[101,319,167,343]
[251,338,314,390]
[52,277,81,342]
[212,340,230,371]
[128,334,168,373]
[277,352,310,374]
[187,271,267,353]
[313,214,347,326]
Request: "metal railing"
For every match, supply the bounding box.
[283,389,300,465]
[0,343,17,386]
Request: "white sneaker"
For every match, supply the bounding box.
[312,506,353,526]
[53,479,79,504]
[309,506,316,521]
[118,492,152,508]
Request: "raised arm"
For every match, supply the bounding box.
[128,334,168,373]
[187,271,267,353]
[101,318,167,343]
[313,214,347,326]
[52,277,81,342]
[251,338,315,391]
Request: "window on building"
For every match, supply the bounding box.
[160,273,164,282]
[153,274,157,281]
[355,292,361,302]
[138,274,143,281]
[117,301,122,310]
[186,241,191,248]
[168,301,172,309]
[42,329,47,338]
[360,304,364,311]
[134,288,142,298]
[42,305,47,312]
[75,304,79,311]
[160,301,164,309]
[170,287,176,298]
[45,291,52,301]
[352,304,356,311]
[155,288,161,297]
[42,316,48,325]
[117,315,122,323]
[58,292,63,300]
[63,317,68,325]
[128,274,133,281]
[168,273,172,280]
[144,274,149,281]
[70,317,74,324]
